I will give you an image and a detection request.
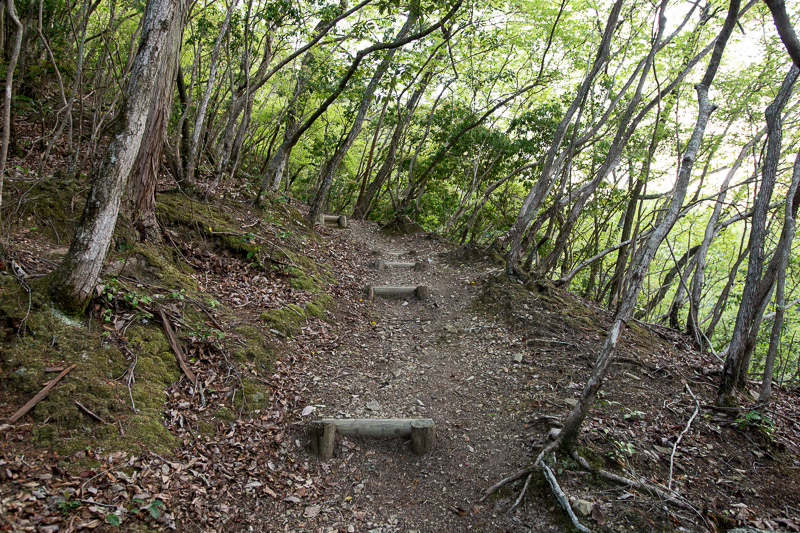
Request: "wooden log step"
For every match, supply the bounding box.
[367,285,430,301]
[316,214,349,228]
[310,418,436,459]
[373,258,425,271]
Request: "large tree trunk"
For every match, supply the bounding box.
[548,0,741,455]
[306,7,419,224]
[49,0,189,313]
[717,64,799,406]
[128,4,187,242]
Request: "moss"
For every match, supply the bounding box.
[288,267,321,291]
[127,245,197,295]
[260,305,306,336]
[305,302,324,319]
[213,406,235,422]
[12,178,86,242]
[233,324,276,372]
[232,376,270,412]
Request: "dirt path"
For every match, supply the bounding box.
[264,220,563,531]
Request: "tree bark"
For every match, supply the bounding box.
[128,3,187,242]
[765,0,800,67]
[50,0,189,312]
[718,64,799,406]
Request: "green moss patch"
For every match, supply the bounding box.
[261,304,307,336]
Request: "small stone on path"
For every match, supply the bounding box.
[571,499,593,517]
[366,401,381,411]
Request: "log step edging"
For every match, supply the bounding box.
[367,285,430,301]
[316,214,349,228]
[373,258,426,271]
[311,418,436,459]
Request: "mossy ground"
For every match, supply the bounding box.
[1,186,337,467]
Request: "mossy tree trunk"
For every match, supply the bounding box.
[50,0,189,313]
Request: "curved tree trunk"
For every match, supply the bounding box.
[718,64,799,405]
[50,0,189,313]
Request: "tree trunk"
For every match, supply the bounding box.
[758,151,797,406]
[550,0,740,454]
[0,0,23,212]
[256,1,462,205]
[505,0,624,275]
[718,64,799,406]
[49,0,189,313]
[686,129,766,345]
[306,7,419,224]
[128,5,187,242]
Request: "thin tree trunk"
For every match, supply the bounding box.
[718,64,799,406]
[0,0,23,212]
[548,0,740,455]
[758,155,797,405]
[686,129,766,344]
[256,1,463,205]
[50,0,189,312]
[306,8,420,224]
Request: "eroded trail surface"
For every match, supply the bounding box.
[265,220,561,531]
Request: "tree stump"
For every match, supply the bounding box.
[410,419,436,455]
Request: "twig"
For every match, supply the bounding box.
[75,401,106,424]
[669,384,700,492]
[9,365,75,423]
[541,462,591,533]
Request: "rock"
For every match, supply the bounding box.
[512,353,524,363]
[565,398,579,408]
[548,427,561,440]
[366,401,380,411]
[444,324,457,333]
[571,499,593,516]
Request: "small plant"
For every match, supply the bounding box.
[56,491,81,514]
[623,409,645,420]
[131,497,164,519]
[736,410,776,441]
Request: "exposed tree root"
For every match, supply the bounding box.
[541,461,591,533]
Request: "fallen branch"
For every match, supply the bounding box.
[159,307,197,387]
[8,365,75,423]
[542,462,591,533]
[669,384,700,492]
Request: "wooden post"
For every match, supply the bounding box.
[311,420,337,460]
[338,215,349,228]
[410,419,436,455]
[373,258,386,270]
[416,285,430,300]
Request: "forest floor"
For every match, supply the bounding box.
[1,190,800,532]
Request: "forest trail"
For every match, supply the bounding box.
[263,219,562,531]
